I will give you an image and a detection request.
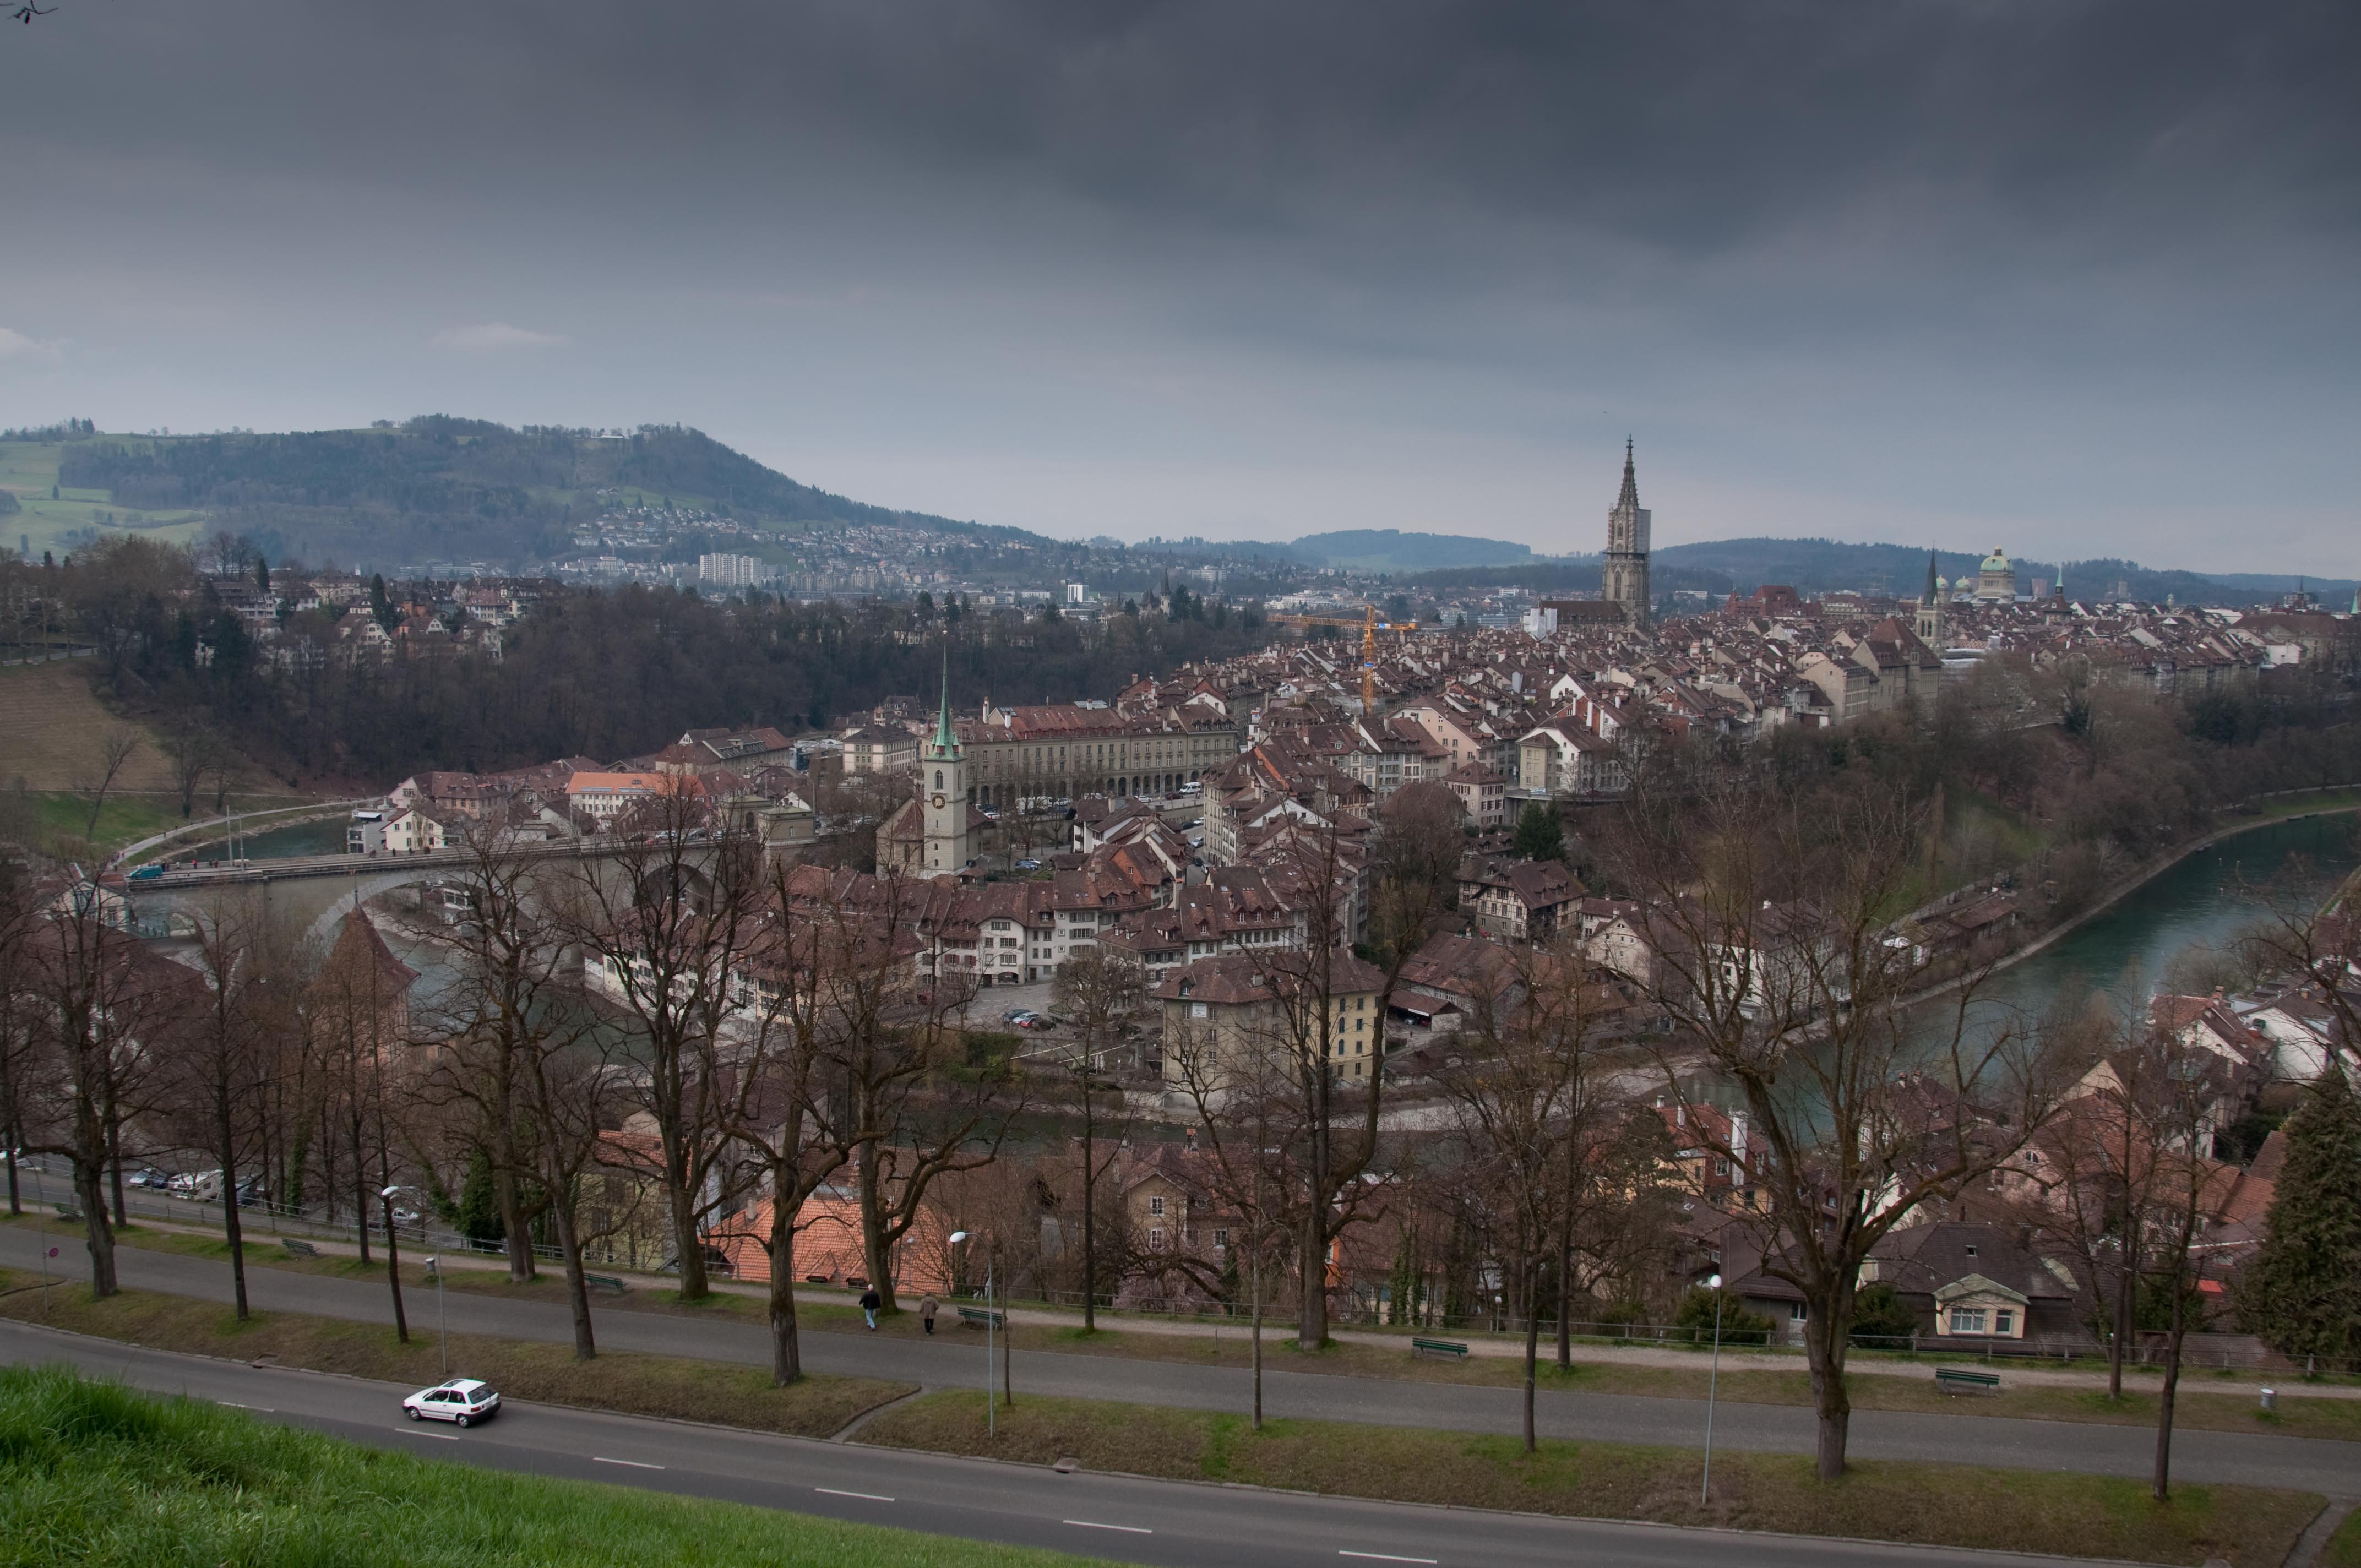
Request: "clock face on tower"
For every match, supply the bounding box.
[931,792,946,809]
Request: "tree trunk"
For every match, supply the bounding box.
[1252,1239,1265,1430]
[350,1118,371,1265]
[2109,1243,2135,1400]
[2152,1269,2186,1501]
[1079,1103,1097,1332]
[550,1193,596,1361]
[76,1156,117,1298]
[768,1208,801,1386]
[105,1109,127,1228]
[1800,1293,1852,1482]
[855,1137,899,1314]
[1297,1203,1329,1349]
[215,1080,248,1321]
[382,1192,409,1343]
[1555,1200,1574,1371]
[496,1164,534,1284]
[1522,1251,1541,1454]
[664,1157,709,1299]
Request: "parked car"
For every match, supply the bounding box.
[1018,1015,1057,1031]
[127,864,164,881]
[1015,858,1040,871]
[127,1167,174,1190]
[1002,1008,1034,1023]
[401,1378,501,1427]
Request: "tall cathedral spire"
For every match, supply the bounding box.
[932,639,958,755]
[1601,438,1651,627]
[1921,548,1940,605]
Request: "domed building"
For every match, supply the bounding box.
[1974,548,2017,603]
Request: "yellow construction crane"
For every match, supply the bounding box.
[1267,604,1404,712]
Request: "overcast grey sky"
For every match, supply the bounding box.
[3,2,2354,572]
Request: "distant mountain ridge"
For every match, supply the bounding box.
[46,417,1027,572]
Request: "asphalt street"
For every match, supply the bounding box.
[4,1224,2355,1501]
[0,1317,2193,1568]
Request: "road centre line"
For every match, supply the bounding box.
[815,1488,896,1502]
[1340,1554,1438,1565]
[1064,1520,1152,1534]
[215,1401,274,1412]
[394,1427,460,1440]
[594,1457,665,1470]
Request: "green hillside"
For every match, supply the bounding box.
[13,417,1033,574]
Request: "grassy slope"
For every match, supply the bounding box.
[2328,1506,2361,1567]
[0,1266,912,1440]
[0,439,208,562]
[0,1365,1112,1568]
[862,1391,2320,1568]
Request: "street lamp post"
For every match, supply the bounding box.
[379,1185,409,1344]
[949,1230,994,1437]
[423,1255,449,1377]
[1701,1271,1724,1504]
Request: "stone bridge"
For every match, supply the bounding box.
[124,841,654,955]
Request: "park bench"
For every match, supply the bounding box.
[1412,1337,1471,1361]
[957,1305,1006,1330]
[584,1273,628,1295]
[55,1204,82,1223]
[1934,1367,2001,1396]
[281,1238,320,1260]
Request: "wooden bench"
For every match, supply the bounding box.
[1935,1367,2001,1396]
[584,1273,628,1295]
[281,1238,320,1260]
[957,1305,1005,1330]
[1412,1337,1471,1361]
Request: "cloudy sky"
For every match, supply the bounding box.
[3,2,2355,572]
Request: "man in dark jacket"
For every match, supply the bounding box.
[859,1286,882,1330]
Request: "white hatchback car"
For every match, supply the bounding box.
[402,1378,501,1427]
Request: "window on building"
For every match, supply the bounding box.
[1190,1001,1208,1020]
[1149,1195,1165,1216]
[1993,1309,2015,1335]
[1947,1306,1988,1335]
[1789,1301,1808,1321]
[1149,1227,1166,1251]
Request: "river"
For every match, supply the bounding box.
[1965,812,2360,1029]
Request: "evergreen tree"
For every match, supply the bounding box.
[1511,801,1564,863]
[2237,1066,2361,1363]
[254,554,269,592]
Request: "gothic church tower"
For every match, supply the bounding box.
[921,649,971,877]
[1914,549,1945,647]
[1601,438,1651,625]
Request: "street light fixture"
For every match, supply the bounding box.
[948,1230,998,1436]
[1701,1272,1725,1505]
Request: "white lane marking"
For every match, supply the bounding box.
[395,1427,460,1440]
[815,1487,896,1502]
[1340,1554,1438,1565]
[215,1401,274,1412]
[1065,1520,1152,1534]
[594,1457,665,1470]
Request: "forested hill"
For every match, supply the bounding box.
[52,418,1026,573]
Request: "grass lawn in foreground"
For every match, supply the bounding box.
[857,1390,2322,1568]
[2326,1505,2361,1567]
[0,1364,1113,1568]
[0,1266,911,1439]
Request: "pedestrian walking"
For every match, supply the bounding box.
[859,1285,882,1330]
[920,1293,939,1335]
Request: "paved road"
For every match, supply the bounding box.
[0,1318,2177,1568]
[6,1227,2355,1500]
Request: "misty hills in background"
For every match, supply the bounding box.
[46,416,1026,572]
[17,416,2349,607]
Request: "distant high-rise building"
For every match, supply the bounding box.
[699,552,765,587]
[1600,439,1651,625]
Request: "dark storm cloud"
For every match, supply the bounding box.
[4,2,2357,567]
